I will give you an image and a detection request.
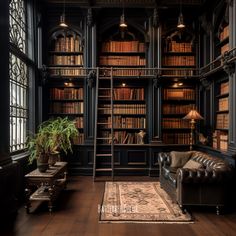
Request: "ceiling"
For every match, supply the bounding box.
[43,0,205,8]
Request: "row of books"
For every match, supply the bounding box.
[50,55,84,65]
[99,88,145,100]
[162,118,191,128]
[164,41,193,53]
[49,69,86,76]
[99,56,146,66]
[218,97,229,111]
[162,133,191,145]
[114,88,144,100]
[162,56,195,66]
[221,43,230,55]
[101,41,145,53]
[98,104,146,115]
[73,133,85,145]
[163,88,195,100]
[50,88,83,100]
[162,104,195,114]
[219,25,229,41]
[100,116,146,129]
[216,113,229,129]
[220,81,229,95]
[98,131,145,144]
[99,69,147,77]
[52,35,82,52]
[212,130,228,151]
[50,102,84,114]
[74,117,84,128]
[161,69,195,76]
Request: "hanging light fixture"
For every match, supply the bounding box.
[59,0,68,27]
[177,1,185,28]
[119,2,127,28]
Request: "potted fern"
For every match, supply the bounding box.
[27,117,79,172]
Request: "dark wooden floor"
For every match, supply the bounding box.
[1,176,236,236]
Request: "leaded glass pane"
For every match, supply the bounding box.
[9,53,28,152]
[9,0,26,53]
[9,0,29,153]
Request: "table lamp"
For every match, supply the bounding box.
[183,109,203,150]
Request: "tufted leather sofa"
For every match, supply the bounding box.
[158,151,233,214]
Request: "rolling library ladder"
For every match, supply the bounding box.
[93,68,114,181]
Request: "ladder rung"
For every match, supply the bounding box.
[98,107,111,110]
[96,137,112,140]
[97,122,111,125]
[96,168,112,172]
[96,154,112,157]
[99,77,111,79]
[99,88,110,90]
[98,96,111,98]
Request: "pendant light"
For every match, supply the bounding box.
[119,2,127,28]
[177,1,185,28]
[59,0,68,27]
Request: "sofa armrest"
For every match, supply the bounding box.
[177,168,232,184]
[158,152,171,166]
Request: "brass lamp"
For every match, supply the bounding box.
[183,109,203,150]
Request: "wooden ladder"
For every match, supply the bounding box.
[93,68,114,181]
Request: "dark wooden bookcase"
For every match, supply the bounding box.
[161,28,198,145]
[213,79,229,151]
[46,28,85,144]
[97,29,148,144]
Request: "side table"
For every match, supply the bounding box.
[25,162,67,213]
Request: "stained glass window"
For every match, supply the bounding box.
[9,0,29,152]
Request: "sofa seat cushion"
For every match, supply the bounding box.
[183,159,204,169]
[170,151,192,168]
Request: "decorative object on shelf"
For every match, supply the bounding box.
[27,117,79,172]
[137,130,146,144]
[177,0,185,28]
[198,133,208,145]
[59,0,68,27]
[183,109,203,150]
[87,70,96,88]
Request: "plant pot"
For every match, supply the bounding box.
[48,152,60,166]
[37,154,49,173]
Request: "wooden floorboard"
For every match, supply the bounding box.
[1,176,236,236]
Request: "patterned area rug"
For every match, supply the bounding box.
[99,182,193,224]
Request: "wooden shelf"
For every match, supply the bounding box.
[163,52,195,56]
[49,51,83,55]
[100,51,145,56]
[216,93,229,98]
[50,99,84,102]
[48,64,84,67]
[216,37,229,47]
[49,113,84,116]
[216,110,229,113]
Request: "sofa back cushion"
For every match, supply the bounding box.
[183,159,203,169]
[191,151,231,171]
[170,151,192,168]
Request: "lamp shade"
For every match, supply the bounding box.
[119,13,127,28]
[59,14,68,27]
[183,110,203,120]
[177,13,185,28]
